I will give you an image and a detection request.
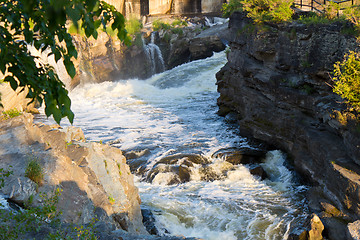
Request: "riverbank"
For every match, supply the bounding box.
[217,11,360,239]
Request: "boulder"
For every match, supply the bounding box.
[0,113,146,234]
[289,214,324,240]
[249,165,268,180]
[211,147,266,165]
[348,220,360,240]
[189,35,226,61]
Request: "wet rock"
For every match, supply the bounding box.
[179,165,191,183]
[212,147,266,165]
[189,35,225,61]
[289,214,324,240]
[249,166,268,180]
[147,164,181,185]
[167,38,191,69]
[157,153,209,165]
[141,208,160,235]
[124,149,151,160]
[319,215,348,240]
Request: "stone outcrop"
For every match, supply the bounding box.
[70,17,227,88]
[0,113,146,234]
[0,83,38,113]
[216,11,360,239]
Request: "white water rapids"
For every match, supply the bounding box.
[38,51,308,239]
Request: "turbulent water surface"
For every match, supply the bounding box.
[39,51,308,240]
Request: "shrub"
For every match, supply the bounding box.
[344,5,360,27]
[343,5,360,39]
[333,51,360,109]
[152,19,171,31]
[25,158,44,186]
[222,0,244,17]
[242,0,294,23]
[2,108,21,120]
[171,19,188,27]
[222,0,294,23]
[324,1,340,20]
[0,188,98,240]
[125,18,143,36]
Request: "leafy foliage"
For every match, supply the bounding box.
[0,187,98,240]
[0,167,12,189]
[242,0,294,23]
[0,0,129,124]
[2,108,22,119]
[222,0,244,17]
[125,18,143,36]
[324,1,340,20]
[333,51,360,108]
[343,5,360,37]
[222,0,294,23]
[25,158,44,186]
[152,19,172,31]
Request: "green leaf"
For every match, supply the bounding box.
[63,58,76,78]
[5,76,18,91]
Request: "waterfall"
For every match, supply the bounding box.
[143,32,165,75]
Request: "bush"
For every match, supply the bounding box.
[333,51,360,109]
[324,1,340,20]
[222,0,244,17]
[152,19,171,31]
[125,18,143,36]
[2,108,21,120]
[0,188,98,240]
[243,0,294,23]
[222,0,293,23]
[343,5,360,39]
[25,158,44,186]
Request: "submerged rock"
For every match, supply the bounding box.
[141,208,160,235]
[211,147,266,165]
[249,165,268,180]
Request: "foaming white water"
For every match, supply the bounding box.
[37,51,307,239]
[137,151,306,240]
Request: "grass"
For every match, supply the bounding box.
[25,158,43,186]
[2,108,21,120]
[108,195,115,205]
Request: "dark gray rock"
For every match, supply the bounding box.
[217,12,360,228]
[211,147,266,164]
[249,166,268,180]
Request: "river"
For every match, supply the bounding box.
[39,51,308,239]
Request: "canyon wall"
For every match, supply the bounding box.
[216,12,360,239]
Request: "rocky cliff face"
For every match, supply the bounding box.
[70,18,227,88]
[217,12,360,239]
[0,113,146,234]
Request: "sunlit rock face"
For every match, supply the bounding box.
[0,113,146,234]
[217,11,360,239]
